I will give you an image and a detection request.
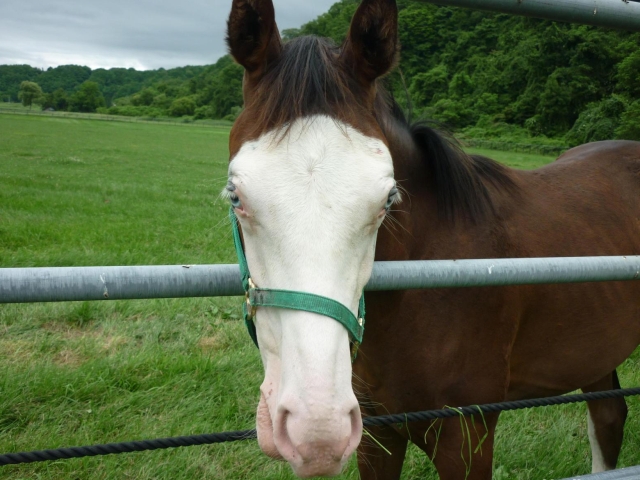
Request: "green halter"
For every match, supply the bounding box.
[229,208,365,358]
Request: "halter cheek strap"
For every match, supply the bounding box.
[229,208,365,359]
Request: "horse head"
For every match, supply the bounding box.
[225,0,399,476]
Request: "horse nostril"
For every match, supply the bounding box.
[273,407,297,460]
[347,405,363,457]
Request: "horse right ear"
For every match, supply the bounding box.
[226,0,282,78]
[342,0,399,84]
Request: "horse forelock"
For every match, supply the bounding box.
[233,35,381,146]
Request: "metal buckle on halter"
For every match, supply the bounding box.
[351,317,365,361]
[245,277,258,321]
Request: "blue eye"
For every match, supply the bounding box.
[385,187,398,210]
[226,181,242,209]
[229,193,241,208]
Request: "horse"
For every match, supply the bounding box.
[224,0,640,477]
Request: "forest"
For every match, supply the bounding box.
[2,0,640,143]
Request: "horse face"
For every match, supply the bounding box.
[226,0,398,477]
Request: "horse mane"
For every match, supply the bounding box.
[381,95,517,223]
[411,122,517,222]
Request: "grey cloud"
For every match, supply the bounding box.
[1,0,339,70]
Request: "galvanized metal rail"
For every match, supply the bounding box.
[562,465,640,479]
[422,0,640,32]
[1,256,639,304]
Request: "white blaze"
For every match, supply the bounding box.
[227,115,395,476]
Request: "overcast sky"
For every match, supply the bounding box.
[1,0,338,71]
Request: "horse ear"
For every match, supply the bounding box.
[226,0,282,77]
[342,0,399,84]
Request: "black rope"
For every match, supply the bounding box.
[361,387,640,427]
[0,430,257,466]
[2,387,639,466]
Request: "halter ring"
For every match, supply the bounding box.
[245,277,258,321]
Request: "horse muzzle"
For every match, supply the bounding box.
[256,385,362,477]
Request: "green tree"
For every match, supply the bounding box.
[41,88,69,111]
[69,81,106,112]
[448,72,474,98]
[0,65,40,101]
[152,93,171,109]
[537,69,574,136]
[169,96,196,117]
[431,98,473,128]
[38,65,92,93]
[296,0,358,42]
[565,96,628,146]
[616,50,640,98]
[281,28,303,40]
[409,64,449,108]
[615,100,640,141]
[18,81,43,109]
[131,88,155,106]
[205,62,243,118]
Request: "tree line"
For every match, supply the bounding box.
[17,80,107,113]
[3,58,241,120]
[1,64,206,106]
[287,0,640,144]
[3,0,640,142]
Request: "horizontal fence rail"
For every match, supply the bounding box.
[423,0,640,32]
[1,256,639,304]
[2,256,640,475]
[564,466,640,480]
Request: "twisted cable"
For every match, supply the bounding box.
[2,387,639,466]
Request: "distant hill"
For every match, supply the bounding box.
[0,56,241,120]
[2,0,639,141]
[0,64,207,105]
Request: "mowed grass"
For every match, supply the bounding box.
[0,103,31,112]
[466,147,561,170]
[1,114,639,479]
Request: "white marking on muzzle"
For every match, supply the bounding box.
[228,115,395,475]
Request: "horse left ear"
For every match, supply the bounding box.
[341,0,399,84]
[226,0,282,78]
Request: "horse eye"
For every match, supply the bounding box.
[385,187,398,210]
[226,182,241,208]
[229,193,241,208]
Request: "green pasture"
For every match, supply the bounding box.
[0,102,234,127]
[1,114,638,479]
[0,103,32,112]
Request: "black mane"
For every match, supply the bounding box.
[382,94,517,222]
[411,122,517,222]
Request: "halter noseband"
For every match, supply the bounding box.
[230,208,365,359]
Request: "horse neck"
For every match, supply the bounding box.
[375,116,441,262]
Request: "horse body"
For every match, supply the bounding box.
[225,0,640,477]
[357,127,640,477]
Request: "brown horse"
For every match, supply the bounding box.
[225,0,640,477]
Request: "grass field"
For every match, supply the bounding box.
[0,103,30,111]
[1,113,639,479]
[0,102,234,127]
